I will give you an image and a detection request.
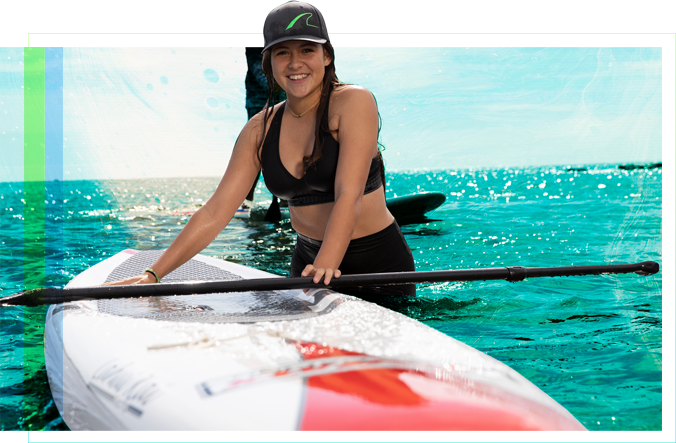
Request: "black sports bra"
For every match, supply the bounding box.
[260,100,382,207]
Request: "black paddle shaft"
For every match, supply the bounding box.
[1,261,659,307]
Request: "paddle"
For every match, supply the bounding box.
[1,261,658,307]
[264,195,282,222]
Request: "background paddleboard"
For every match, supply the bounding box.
[386,191,446,224]
[171,192,445,225]
[275,191,446,224]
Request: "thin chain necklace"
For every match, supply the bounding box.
[288,98,320,118]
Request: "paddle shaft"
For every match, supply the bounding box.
[1,261,659,307]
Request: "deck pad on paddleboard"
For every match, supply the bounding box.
[97,250,342,323]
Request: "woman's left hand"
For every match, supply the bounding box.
[301,264,341,285]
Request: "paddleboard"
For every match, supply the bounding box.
[276,192,447,223]
[44,249,586,431]
[233,205,251,219]
[386,192,446,222]
[172,193,444,224]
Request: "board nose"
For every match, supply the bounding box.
[294,342,587,431]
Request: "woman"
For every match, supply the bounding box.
[109,1,415,296]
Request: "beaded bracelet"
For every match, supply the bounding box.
[144,268,161,283]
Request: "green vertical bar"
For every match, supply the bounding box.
[24,47,45,184]
[662,32,676,432]
[23,46,47,431]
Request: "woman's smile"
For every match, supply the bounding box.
[288,73,310,82]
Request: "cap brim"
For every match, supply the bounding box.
[262,36,328,53]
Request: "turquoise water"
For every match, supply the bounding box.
[0,164,662,431]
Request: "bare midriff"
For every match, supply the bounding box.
[289,185,394,241]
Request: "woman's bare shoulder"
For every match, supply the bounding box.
[332,84,375,105]
[330,85,377,126]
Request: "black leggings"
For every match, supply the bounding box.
[290,221,416,297]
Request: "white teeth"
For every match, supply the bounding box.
[289,74,308,80]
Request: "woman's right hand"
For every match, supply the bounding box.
[101,272,157,286]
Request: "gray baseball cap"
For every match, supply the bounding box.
[262,1,329,53]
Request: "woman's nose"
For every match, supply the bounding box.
[289,52,302,69]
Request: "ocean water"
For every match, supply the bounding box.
[0,164,662,431]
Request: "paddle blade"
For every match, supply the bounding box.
[264,196,282,222]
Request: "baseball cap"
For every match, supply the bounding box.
[262,1,329,53]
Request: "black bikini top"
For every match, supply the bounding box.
[260,99,382,207]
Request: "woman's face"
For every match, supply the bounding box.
[270,40,331,100]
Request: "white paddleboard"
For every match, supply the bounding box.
[44,249,586,431]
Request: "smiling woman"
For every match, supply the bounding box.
[105,1,416,297]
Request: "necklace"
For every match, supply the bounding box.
[288,99,320,118]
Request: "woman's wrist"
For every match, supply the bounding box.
[143,268,161,283]
[312,256,341,271]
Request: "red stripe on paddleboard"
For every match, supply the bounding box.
[294,342,585,431]
[121,249,138,255]
[300,381,543,431]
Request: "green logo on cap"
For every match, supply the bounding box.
[286,13,319,30]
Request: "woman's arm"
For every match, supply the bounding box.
[301,87,380,284]
[105,114,265,285]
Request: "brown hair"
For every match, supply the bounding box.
[258,42,386,191]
